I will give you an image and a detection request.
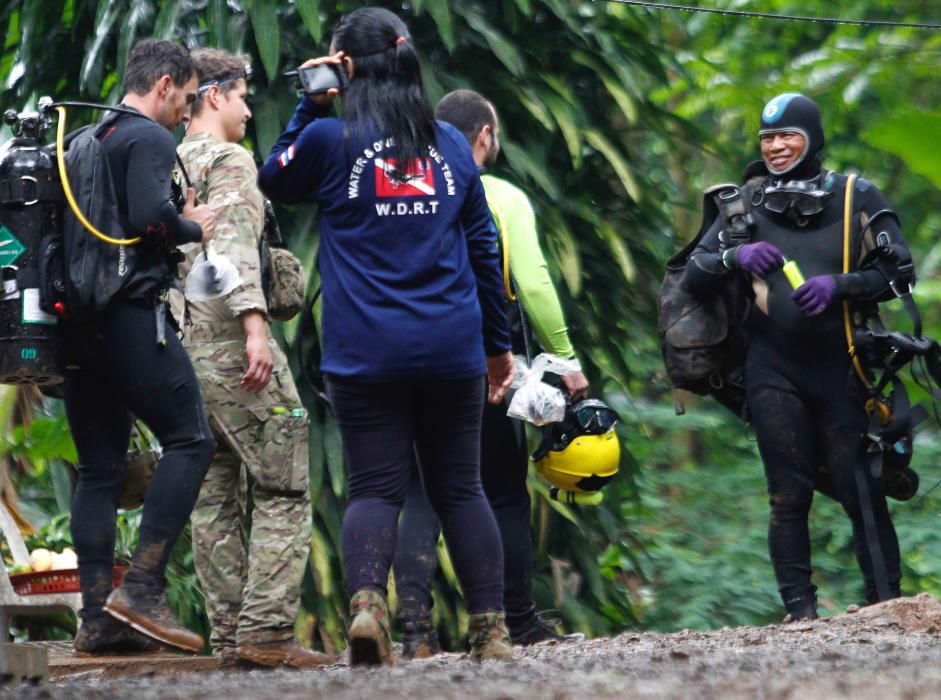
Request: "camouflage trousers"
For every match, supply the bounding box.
[187,333,312,650]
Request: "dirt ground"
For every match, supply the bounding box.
[8,594,941,699]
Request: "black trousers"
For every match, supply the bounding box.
[393,395,534,623]
[64,302,215,617]
[326,375,504,614]
[746,325,900,606]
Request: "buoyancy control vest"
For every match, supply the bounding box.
[658,180,760,418]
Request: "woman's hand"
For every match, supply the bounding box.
[300,52,347,106]
[487,351,515,405]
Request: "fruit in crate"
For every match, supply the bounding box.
[7,563,31,575]
[51,548,78,570]
[28,548,53,572]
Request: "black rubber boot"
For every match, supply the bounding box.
[782,593,818,622]
[865,582,902,605]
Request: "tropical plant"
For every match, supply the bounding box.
[5,0,941,649]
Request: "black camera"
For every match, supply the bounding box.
[285,64,349,96]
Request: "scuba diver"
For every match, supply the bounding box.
[64,39,217,654]
[681,93,911,620]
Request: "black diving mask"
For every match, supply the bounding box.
[763,177,832,217]
[572,399,619,435]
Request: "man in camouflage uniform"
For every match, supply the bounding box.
[175,48,331,669]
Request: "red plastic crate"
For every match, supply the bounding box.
[9,566,127,596]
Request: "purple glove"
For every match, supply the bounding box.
[791,275,837,316]
[734,242,784,277]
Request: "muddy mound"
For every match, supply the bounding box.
[836,593,941,633]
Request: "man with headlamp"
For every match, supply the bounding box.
[681,93,912,620]
[176,48,330,669]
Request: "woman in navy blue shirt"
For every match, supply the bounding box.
[260,7,515,664]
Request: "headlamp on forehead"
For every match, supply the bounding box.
[197,64,253,95]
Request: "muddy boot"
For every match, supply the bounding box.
[401,618,440,660]
[348,589,393,666]
[467,612,514,661]
[73,609,163,655]
[509,610,584,646]
[782,593,818,622]
[237,640,335,669]
[105,582,204,653]
[215,647,241,670]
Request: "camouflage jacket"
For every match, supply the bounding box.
[176,133,268,328]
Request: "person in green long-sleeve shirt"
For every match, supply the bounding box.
[392,90,588,657]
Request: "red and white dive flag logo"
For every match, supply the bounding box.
[374,158,435,197]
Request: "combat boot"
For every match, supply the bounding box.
[237,639,335,669]
[401,618,440,660]
[467,612,514,661]
[348,588,393,666]
[105,582,204,653]
[74,610,162,655]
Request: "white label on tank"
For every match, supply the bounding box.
[2,278,19,301]
[22,289,55,325]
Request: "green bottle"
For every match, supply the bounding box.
[782,258,805,289]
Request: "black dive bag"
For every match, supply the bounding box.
[658,184,752,418]
[53,113,138,321]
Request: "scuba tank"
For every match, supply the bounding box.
[0,104,62,385]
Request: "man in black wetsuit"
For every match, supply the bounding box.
[682,93,909,620]
[66,39,217,654]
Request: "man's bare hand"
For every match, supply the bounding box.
[561,370,589,401]
[240,312,273,393]
[486,351,515,405]
[182,187,216,244]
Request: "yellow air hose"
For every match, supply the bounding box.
[841,173,872,391]
[54,106,141,246]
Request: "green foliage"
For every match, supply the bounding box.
[4,0,941,649]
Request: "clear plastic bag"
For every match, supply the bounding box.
[506,353,582,425]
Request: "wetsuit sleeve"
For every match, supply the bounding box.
[833,181,913,302]
[463,172,512,356]
[680,216,736,295]
[485,177,575,358]
[203,148,268,317]
[125,128,202,246]
[258,98,332,203]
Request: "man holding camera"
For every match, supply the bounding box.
[176,48,331,669]
[66,39,217,655]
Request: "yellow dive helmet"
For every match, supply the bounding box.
[533,399,620,504]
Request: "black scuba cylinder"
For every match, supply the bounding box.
[0,106,63,385]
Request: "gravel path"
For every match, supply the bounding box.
[8,594,941,699]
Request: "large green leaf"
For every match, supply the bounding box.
[424,2,456,53]
[295,0,322,45]
[584,128,641,202]
[153,0,182,39]
[247,0,280,82]
[863,110,941,191]
[459,8,524,78]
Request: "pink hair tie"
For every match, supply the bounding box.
[395,37,407,45]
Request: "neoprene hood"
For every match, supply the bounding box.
[759,93,824,179]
